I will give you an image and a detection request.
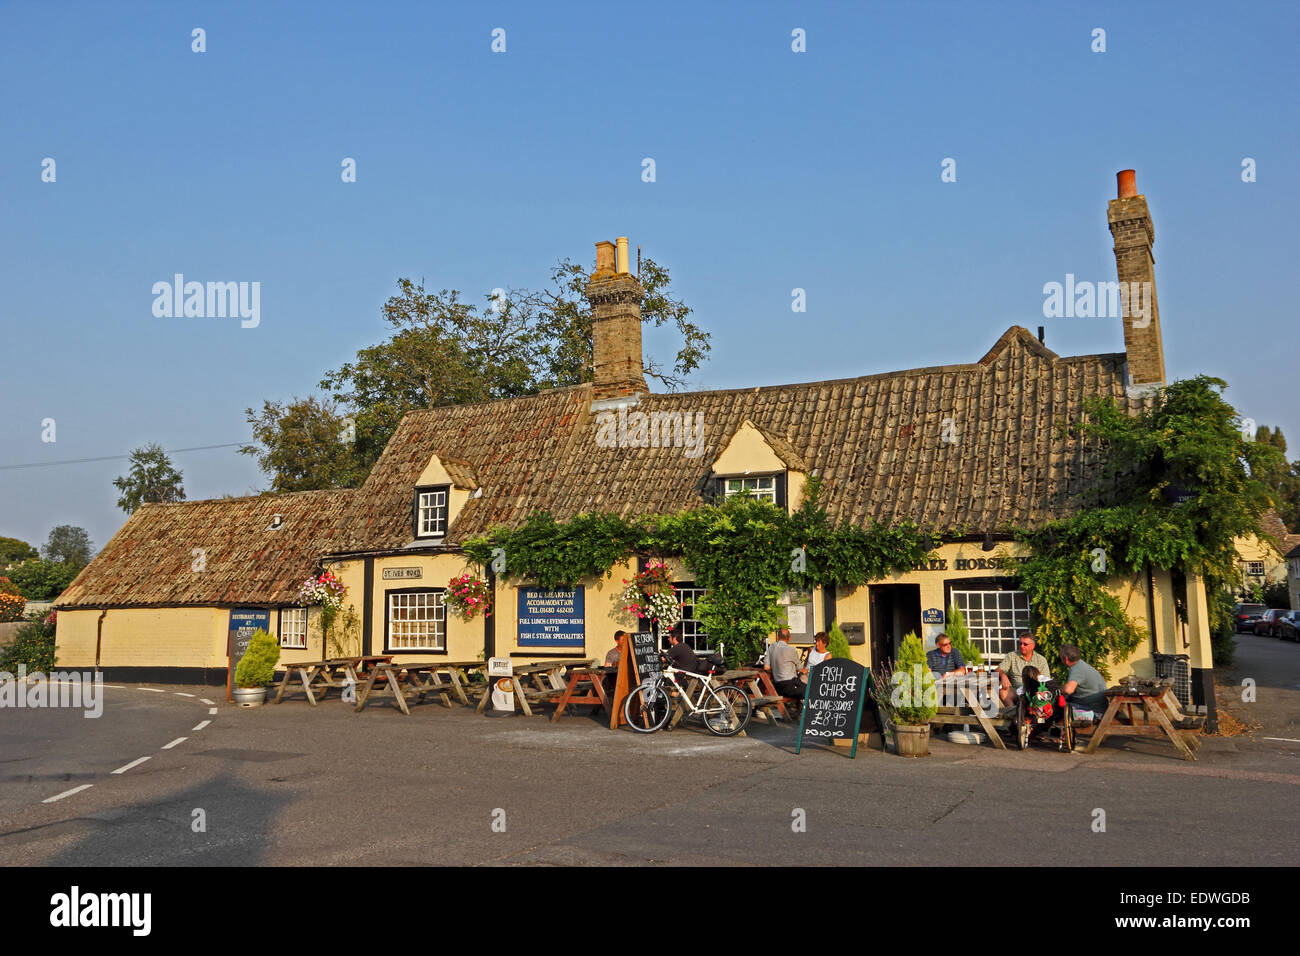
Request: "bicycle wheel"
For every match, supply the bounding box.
[623,681,671,733]
[1061,705,1075,752]
[703,685,752,737]
[1015,698,1030,750]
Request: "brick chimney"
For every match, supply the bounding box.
[1107,169,1166,395]
[584,236,646,400]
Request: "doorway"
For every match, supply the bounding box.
[868,584,922,667]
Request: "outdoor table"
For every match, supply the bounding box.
[273,655,392,706]
[474,658,594,717]
[718,668,788,723]
[550,665,615,722]
[1082,681,1202,761]
[926,670,1010,750]
[353,661,458,715]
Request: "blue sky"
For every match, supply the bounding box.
[2,0,1297,553]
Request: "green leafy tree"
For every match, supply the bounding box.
[112,444,185,514]
[6,559,79,601]
[0,613,57,673]
[1253,425,1300,531]
[240,396,369,493]
[42,525,94,570]
[0,536,38,572]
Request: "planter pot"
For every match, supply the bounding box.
[233,686,268,707]
[894,722,931,757]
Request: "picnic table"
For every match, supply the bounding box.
[926,670,1011,750]
[353,661,463,715]
[1082,678,1203,761]
[550,665,615,722]
[273,655,392,706]
[718,668,789,723]
[474,659,595,717]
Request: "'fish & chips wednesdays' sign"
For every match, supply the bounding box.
[517,588,584,647]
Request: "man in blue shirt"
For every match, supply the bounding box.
[1059,643,1108,718]
[926,634,966,676]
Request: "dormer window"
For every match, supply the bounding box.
[414,484,450,539]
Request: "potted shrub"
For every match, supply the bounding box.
[826,620,853,659]
[945,603,984,670]
[887,632,938,756]
[233,628,280,706]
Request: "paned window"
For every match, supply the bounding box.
[387,590,445,651]
[724,476,776,503]
[950,589,1031,663]
[415,487,449,538]
[675,583,711,652]
[1244,561,1265,577]
[279,607,308,649]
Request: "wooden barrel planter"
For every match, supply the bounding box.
[893,722,931,757]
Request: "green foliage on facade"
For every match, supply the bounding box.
[233,629,281,688]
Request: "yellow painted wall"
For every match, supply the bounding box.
[56,607,230,669]
[710,421,807,510]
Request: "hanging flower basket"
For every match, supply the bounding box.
[618,560,682,631]
[446,572,492,620]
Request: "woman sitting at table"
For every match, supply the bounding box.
[806,632,832,668]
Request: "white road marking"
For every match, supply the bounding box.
[208,707,218,715]
[137,687,166,693]
[174,692,195,698]
[192,720,211,731]
[161,737,188,750]
[1263,736,1300,743]
[103,684,126,689]
[111,756,151,774]
[43,784,93,804]
[200,698,215,705]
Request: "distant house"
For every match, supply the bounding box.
[53,170,1221,721]
[1233,510,1300,600]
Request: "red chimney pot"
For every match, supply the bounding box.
[1117,169,1137,198]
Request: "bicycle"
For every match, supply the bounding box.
[622,646,751,737]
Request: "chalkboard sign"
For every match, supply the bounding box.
[227,608,270,702]
[796,658,869,758]
[630,630,661,683]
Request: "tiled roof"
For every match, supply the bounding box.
[55,489,354,608]
[334,326,1155,550]
[1259,509,1300,558]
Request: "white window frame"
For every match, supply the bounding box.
[675,583,711,653]
[386,590,446,652]
[279,607,308,649]
[1243,561,1265,578]
[723,475,777,503]
[950,589,1031,664]
[416,487,448,538]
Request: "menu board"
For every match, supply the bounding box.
[517,587,585,647]
[795,658,869,758]
[630,631,661,683]
[227,608,270,701]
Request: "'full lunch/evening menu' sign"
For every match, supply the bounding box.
[517,587,584,647]
[796,658,869,758]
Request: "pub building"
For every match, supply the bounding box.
[53,171,1218,724]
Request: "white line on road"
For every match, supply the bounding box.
[111,756,151,774]
[174,692,195,698]
[200,698,215,705]
[192,720,211,731]
[161,737,188,750]
[208,707,217,715]
[137,687,165,693]
[1263,736,1300,743]
[103,684,126,689]
[43,784,93,804]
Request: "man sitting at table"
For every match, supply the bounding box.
[926,633,966,677]
[1058,644,1107,722]
[605,630,627,667]
[766,627,806,701]
[665,625,703,697]
[997,632,1052,708]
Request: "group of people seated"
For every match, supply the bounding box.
[925,629,1108,722]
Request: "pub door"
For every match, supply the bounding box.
[868,584,922,667]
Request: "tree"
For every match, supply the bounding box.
[0,536,38,572]
[7,559,80,601]
[1253,424,1300,531]
[113,443,185,514]
[238,255,709,492]
[42,525,93,570]
[240,396,368,493]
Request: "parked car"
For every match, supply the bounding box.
[1233,603,1268,633]
[1275,611,1300,642]
[1257,608,1290,638]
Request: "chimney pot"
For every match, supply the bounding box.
[616,237,630,274]
[594,240,616,276]
[1117,169,1137,198]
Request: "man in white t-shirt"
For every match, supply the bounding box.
[765,628,806,699]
